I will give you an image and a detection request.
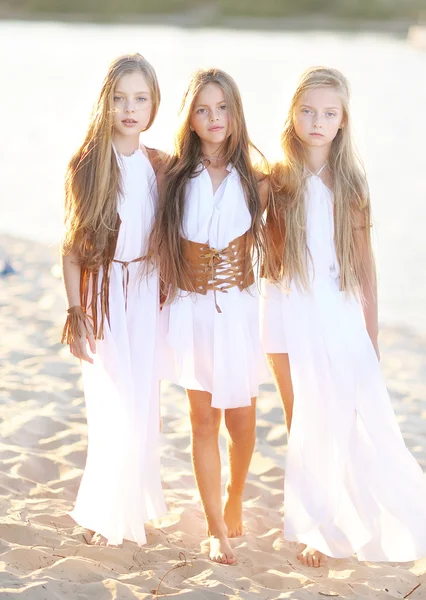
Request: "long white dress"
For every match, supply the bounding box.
[160,164,269,409]
[261,173,426,561]
[70,149,167,546]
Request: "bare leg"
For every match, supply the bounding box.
[266,353,294,432]
[187,389,236,564]
[223,399,256,537]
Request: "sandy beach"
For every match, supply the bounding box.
[0,234,425,599]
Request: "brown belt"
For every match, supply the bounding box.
[113,256,146,309]
[179,233,254,313]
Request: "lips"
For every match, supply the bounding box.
[310,132,324,137]
[122,119,138,126]
[208,126,224,132]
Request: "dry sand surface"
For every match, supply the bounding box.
[1,234,426,600]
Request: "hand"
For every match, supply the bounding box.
[70,317,96,364]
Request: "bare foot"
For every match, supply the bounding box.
[223,491,243,538]
[86,531,108,546]
[297,545,328,568]
[209,535,237,565]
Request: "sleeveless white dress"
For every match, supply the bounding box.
[261,172,426,561]
[160,164,269,409]
[70,149,167,546]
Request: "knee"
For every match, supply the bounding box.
[225,407,256,439]
[190,409,221,439]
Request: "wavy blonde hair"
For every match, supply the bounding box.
[265,66,373,295]
[62,53,160,269]
[149,68,267,302]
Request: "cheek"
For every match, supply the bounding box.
[293,117,307,136]
[328,120,341,135]
[223,112,231,131]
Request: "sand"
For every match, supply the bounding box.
[1,233,426,600]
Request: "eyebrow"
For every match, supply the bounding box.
[301,104,340,110]
[194,100,226,107]
[114,90,150,95]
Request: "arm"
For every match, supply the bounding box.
[61,251,96,363]
[258,175,270,213]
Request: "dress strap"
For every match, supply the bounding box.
[305,164,327,177]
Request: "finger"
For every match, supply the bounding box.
[78,342,94,364]
[73,340,94,364]
[87,333,96,354]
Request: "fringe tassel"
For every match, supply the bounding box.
[61,306,90,345]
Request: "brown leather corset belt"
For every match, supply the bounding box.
[179,232,254,313]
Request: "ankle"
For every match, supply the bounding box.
[207,522,228,539]
[225,483,243,500]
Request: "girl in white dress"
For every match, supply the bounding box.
[261,66,426,567]
[150,69,269,564]
[61,54,166,546]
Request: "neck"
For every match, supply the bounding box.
[112,132,140,157]
[304,145,331,175]
[200,141,225,160]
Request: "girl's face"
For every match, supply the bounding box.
[190,83,230,148]
[112,71,152,140]
[293,86,344,149]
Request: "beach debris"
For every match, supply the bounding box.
[404,583,421,599]
[0,260,16,277]
[152,551,193,598]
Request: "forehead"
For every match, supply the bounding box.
[298,86,342,108]
[195,82,226,105]
[115,71,149,92]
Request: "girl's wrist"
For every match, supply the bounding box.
[67,305,85,313]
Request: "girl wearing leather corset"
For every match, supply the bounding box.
[150,68,270,564]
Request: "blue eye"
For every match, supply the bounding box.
[326,112,336,118]
[197,108,206,114]
[302,108,312,115]
[137,97,147,102]
[113,96,123,102]
[219,104,227,110]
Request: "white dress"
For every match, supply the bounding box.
[160,164,269,409]
[261,173,426,561]
[70,149,167,546]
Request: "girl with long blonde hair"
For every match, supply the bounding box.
[150,68,269,564]
[61,53,166,546]
[262,66,426,567]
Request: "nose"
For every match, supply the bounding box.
[312,114,323,128]
[209,111,219,122]
[124,101,135,114]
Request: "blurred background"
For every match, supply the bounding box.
[0,0,425,331]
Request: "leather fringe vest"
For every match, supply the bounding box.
[79,147,161,339]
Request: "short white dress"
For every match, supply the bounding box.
[160,164,269,409]
[70,149,167,546]
[261,172,426,561]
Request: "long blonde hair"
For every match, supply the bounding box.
[149,68,266,302]
[265,66,373,295]
[62,53,160,269]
